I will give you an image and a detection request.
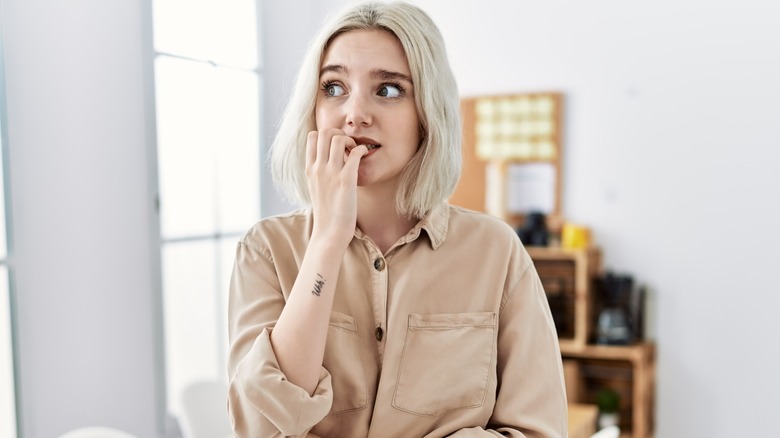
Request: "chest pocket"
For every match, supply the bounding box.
[392,312,496,417]
[323,312,368,415]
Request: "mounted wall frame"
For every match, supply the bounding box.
[450,92,564,231]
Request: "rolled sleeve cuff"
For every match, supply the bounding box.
[235,328,333,435]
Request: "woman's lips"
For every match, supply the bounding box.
[351,136,381,151]
[348,144,380,160]
[347,138,381,157]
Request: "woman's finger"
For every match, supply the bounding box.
[342,144,367,180]
[316,128,342,164]
[329,134,355,167]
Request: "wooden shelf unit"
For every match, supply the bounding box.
[527,246,602,348]
[526,247,655,438]
[561,342,656,438]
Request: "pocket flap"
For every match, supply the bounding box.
[408,312,496,329]
[329,311,357,332]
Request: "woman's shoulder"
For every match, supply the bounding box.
[239,208,313,253]
[445,204,518,238]
[443,204,531,267]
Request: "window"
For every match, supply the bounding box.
[149,0,262,428]
[0,21,18,437]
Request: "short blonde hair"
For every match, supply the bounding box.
[269,1,461,219]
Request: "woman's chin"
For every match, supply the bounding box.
[356,170,372,187]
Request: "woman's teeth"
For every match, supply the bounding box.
[360,144,380,151]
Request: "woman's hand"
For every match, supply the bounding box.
[265,130,367,396]
[305,128,368,249]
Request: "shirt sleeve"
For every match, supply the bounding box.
[448,258,568,438]
[227,240,334,437]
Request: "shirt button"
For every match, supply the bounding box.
[373,257,386,271]
[375,326,384,342]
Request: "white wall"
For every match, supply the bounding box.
[261,0,346,216]
[402,0,779,436]
[2,0,159,437]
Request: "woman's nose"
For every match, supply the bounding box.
[345,93,373,127]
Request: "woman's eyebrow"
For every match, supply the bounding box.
[372,69,412,84]
[319,64,412,84]
[320,64,346,76]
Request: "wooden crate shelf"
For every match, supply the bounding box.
[528,247,655,438]
[561,342,656,438]
[527,246,602,348]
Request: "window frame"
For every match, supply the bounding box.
[0,14,21,438]
[140,0,265,434]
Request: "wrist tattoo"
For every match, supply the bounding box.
[312,274,325,296]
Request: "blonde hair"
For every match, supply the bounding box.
[269,1,461,219]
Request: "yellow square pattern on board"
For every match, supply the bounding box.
[475,94,559,161]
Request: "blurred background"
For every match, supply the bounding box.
[1,0,778,437]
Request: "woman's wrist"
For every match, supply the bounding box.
[308,231,353,256]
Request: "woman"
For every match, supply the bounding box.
[227,2,567,437]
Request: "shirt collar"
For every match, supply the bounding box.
[351,203,450,251]
[406,202,449,250]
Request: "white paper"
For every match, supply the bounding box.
[506,163,555,214]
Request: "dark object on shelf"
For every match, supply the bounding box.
[541,275,574,339]
[595,272,644,345]
[517,212,549,246]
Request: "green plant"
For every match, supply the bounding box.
[595,388,620,413]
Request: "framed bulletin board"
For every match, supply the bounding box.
[450,92,564,230]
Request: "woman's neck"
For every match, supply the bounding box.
[357,188,417,254]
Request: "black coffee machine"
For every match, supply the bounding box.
[594,272,644,345]
[516,212,549,246]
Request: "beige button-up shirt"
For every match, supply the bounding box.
[227,204,567,437]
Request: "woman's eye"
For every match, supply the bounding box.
[378,84,402,98]
[326,83,345,97]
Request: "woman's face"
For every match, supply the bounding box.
[315,29,420,189]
